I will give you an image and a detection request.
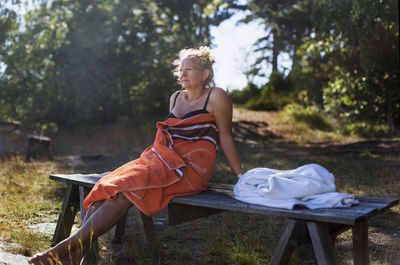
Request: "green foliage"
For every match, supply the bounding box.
[245,89,290,111]
[267,70,293,93]
[0,0,236,127]
[229,81,260,105]
[300,0,399,133]
[2,0,399,135]
[283,103,334,131]
[242,0,399,134]
[345,121,389,138]
[0,5,17,46]
[237,71,294,110]
[244,0,311,72]
[323,66,399,135]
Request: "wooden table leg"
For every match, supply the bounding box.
[134,207,158,250]
[293,220,310,246]
[352,221,369,265]
[52,184,79,246]
[78,186,90,221]
[270,219,297,265]
[114,212,128,243]
[307,222,338,265]
[78,186,99,264]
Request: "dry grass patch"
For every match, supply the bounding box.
[0,157,62,256]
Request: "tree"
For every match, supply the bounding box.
[0,2,19,120]
[308,0,399,133]
[243,0,311,75]
[0,0,236,127]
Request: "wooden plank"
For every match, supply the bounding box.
[352,221,369,265]
[49,175,397,221]
[168,202,224,225]
[77,186,100,264]
[207,185,394,209]
[208,183,235,190]
[50,174,101,188]
[270,219,296,265]
[49,174,397,229]
[354,198,399,213]
[307,222,338,265]
[207,188,235,196]
[49,172,109,188]
[171,191,374,225]
[52,184,79,246]
[78,186,90,221]
[207,185,398,215]
[134,207,158,250]
[114,213,128,243]
[292,220,310,246]
[355,195,398,205]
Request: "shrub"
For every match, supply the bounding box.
[245,89,291,111]
[229,82,260,105]
[345,121,389,137]
[283,104,333,131]
[268,70,293,93]
[230,72,295,111]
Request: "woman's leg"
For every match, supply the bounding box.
[58,200,104,264]
[28,193,132,265]
[82,200,104,225]
[54,200,106,264]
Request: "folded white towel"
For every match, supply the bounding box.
[234,164,358,209]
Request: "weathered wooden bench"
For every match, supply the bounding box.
[49,173,398,265]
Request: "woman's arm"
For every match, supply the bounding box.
[208,87,243,176]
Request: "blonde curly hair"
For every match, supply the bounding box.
[172,46,215,87]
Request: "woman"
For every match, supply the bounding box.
[28,46,242,265]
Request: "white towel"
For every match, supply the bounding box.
[234,164,358,209]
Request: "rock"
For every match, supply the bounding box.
[0,251,29,265]
[27,222,79,236]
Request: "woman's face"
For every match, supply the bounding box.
[179,57,208,90]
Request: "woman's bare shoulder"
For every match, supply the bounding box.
[210,87,228,97]
[169,90,183,111]
[208,87,232,114]
[170,90,181,100]
[211,86,226,94]
[210,87,231,102]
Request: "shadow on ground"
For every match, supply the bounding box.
[232,120,280,144]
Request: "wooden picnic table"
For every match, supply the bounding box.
[49,173,399,265]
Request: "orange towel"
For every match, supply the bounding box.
[83,113,218,216]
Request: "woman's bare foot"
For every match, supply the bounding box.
[28,250,62,265]
[29,194,130,265]
[28,246,83,265]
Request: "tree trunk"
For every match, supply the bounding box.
[386,111,395,135]
[272,29,279,71]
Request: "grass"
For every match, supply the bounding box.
[0,158,62,256]
[1,108,399,264]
